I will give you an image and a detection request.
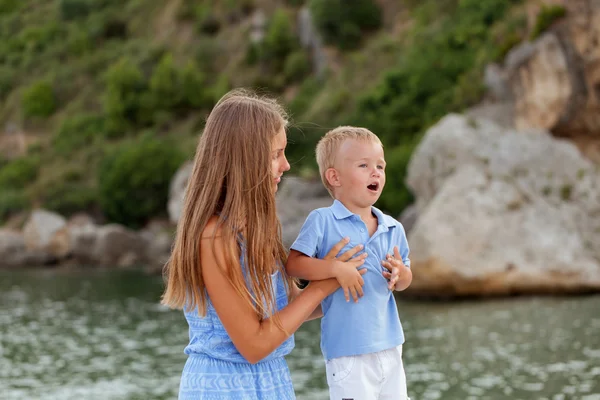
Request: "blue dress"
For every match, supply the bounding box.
[178,256,296,399]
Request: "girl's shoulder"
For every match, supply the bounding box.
[201,215,222,240]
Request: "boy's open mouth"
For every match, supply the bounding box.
[367,183,379,191]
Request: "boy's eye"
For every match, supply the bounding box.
[377,165,385,170]
[359,164,367,168]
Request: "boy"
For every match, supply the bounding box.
[286,126,412,400]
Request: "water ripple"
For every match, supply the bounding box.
[1,270,599,399]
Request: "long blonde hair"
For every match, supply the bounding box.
[161,89,294,324]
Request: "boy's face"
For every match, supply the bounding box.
[330,139,386,208]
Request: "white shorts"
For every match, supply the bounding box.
[325,345,410,400]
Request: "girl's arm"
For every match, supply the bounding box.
[287,241,368,303]
[290,283,322,321]
[202,225,367,365]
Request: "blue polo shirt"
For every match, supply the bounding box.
[290,199,410,360]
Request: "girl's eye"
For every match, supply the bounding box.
[377,165,385,170]
[359,164,367,168]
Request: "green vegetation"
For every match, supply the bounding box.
[21,79,56,118]
[309,0,382,50]
[0,0,527,226]
[98,137,185,228]
[530,5,566,40]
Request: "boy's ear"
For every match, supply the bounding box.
[325,167,341,187]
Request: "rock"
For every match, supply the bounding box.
[168,161,193,224]
[22,209,70,259]
[484,63,512,102]
[506,1,600,139]
[250,9,267,44]
[276,177,333,248]
[406,114,600,296]
[139,219,174,272]
[92,224,147,267]
[398,204,418,234]
[465,102,515,129]
[297,7,328,78]
[68,215,99,265]
[0,229,53,268]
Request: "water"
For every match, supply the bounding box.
[1,269,599,400]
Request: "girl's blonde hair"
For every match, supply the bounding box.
[161,89,294,325]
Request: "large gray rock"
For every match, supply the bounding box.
[22,209,69,259]
[67,214,99,265]
[406,114,600,296]
[0,229,53,267]
[92,224,147,267]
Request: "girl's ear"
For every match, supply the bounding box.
[325,167,341,188]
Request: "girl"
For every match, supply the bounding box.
[161,89,367,399]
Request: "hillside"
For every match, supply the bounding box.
[0,0,535,228]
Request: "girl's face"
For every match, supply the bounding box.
[271,127,290,193]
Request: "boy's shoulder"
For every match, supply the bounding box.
[306,204,336,221]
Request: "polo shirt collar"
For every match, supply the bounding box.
[331,199,396,228]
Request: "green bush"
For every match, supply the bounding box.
[0,189,28,222]
[530,5,566,40]
[149,53,183,112]
[59,0,92,21]
[309,0,382,50]
[103,58,149,133]
[195,6,221,36]
[98,138,185,228]
[43,181,97,216]
[261,9,297,70]
[21,79,57,118]
[0,66,14,99]
[149,54,211,114]
[0,156,39,189]
[180,61,210,109]
[86,10,128,42]
[284,51,311,83]
[53,113,107,154]
[0,0,19,15]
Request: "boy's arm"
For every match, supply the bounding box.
[286,210,341,280]
[286,250,339,280]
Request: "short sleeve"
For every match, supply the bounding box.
[290,210,324,258]
[397,223,410,268]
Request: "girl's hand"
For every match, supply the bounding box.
[324,237,368,302]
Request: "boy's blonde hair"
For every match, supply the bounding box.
[315,126,382,197]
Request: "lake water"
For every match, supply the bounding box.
[1,269,599,400]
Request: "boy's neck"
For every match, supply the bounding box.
[335,198,375,224]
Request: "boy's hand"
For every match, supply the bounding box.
[381,246,410,291]
[323,237,368,303]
